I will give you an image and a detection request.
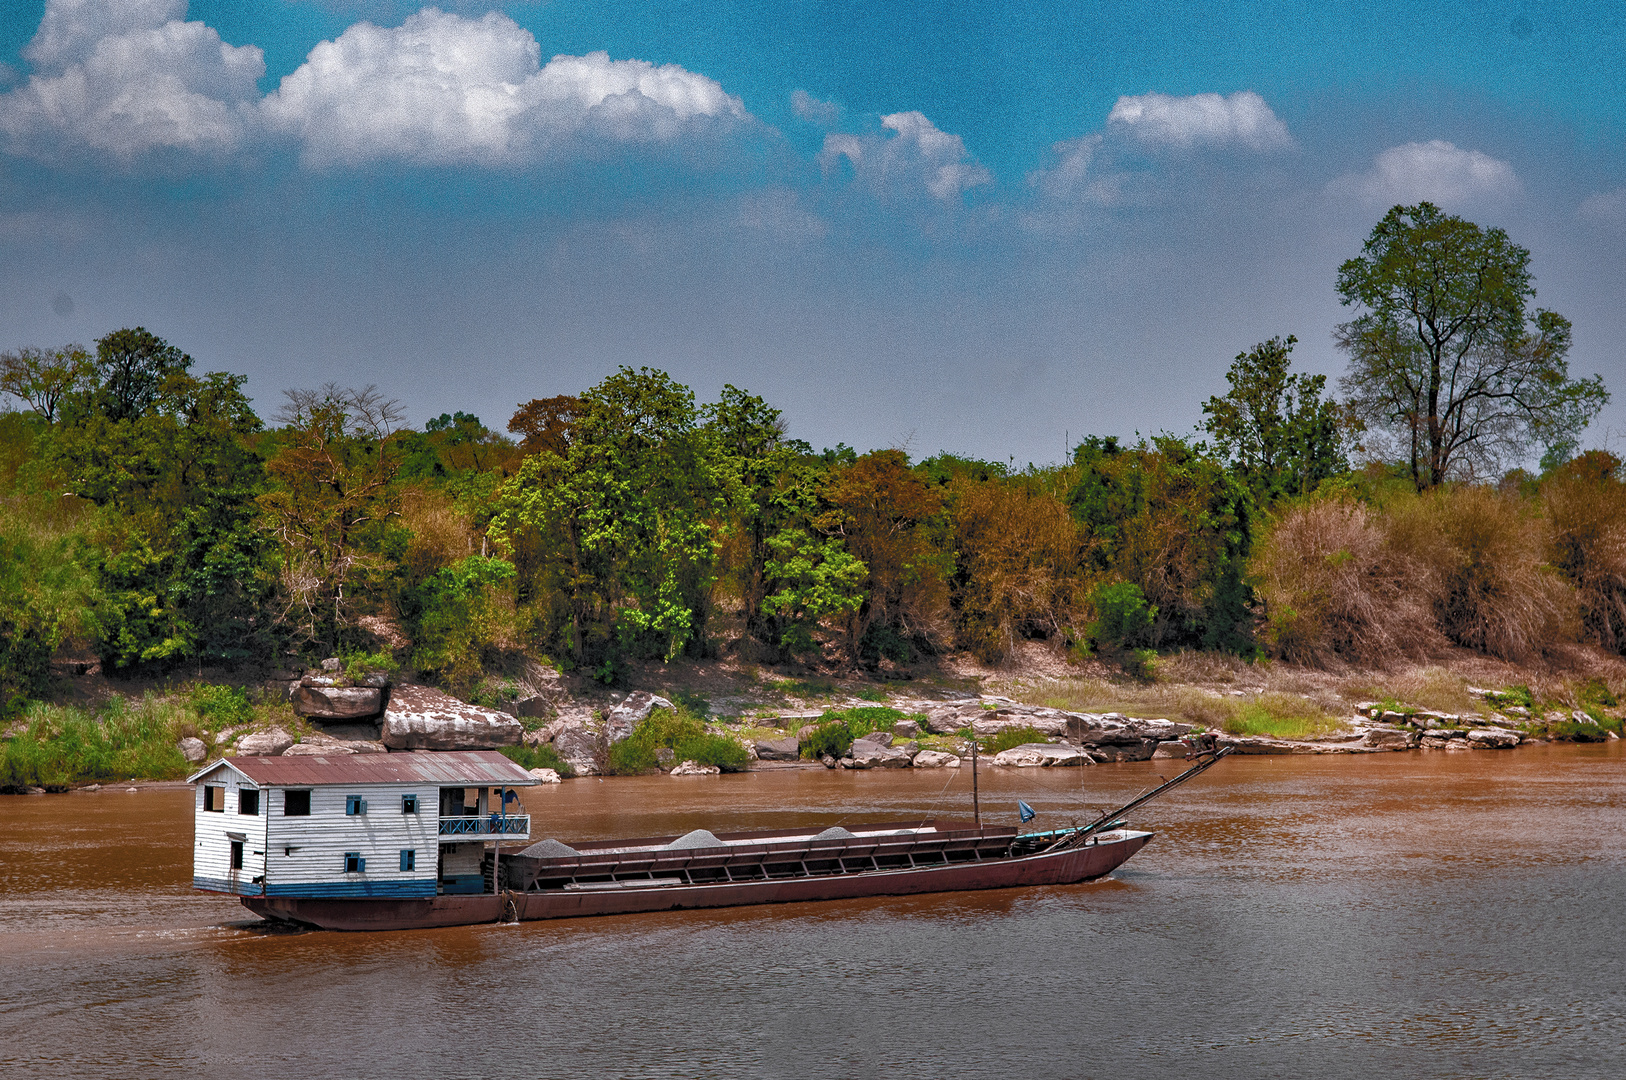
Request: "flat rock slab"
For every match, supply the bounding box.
[284,739,386,756]
[1467,727,1522,748]
[992,743,1091,767]
[911,749,961,768]
[290,684,385,720]
[670,760,721,776]
[382,684,523,750]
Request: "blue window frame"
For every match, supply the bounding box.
[401,793,418,814]
[345,795,367,816]
[399,849,416,872]
[344,852,365,873]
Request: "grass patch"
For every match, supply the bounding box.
[979,725,1051,754]
[799,706,921,759]
[853,685,888,702]
[782,678,838,699]
[499,743,574,778]
[1220,694,1343,739]
[606,707,748,775]
[0,696,191,788]
[1031,679,1344,740]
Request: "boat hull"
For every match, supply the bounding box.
[241,830,1153,931]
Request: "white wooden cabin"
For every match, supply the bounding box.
[188,750,537,899]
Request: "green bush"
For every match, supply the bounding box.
[1547,720,1609,742]
[1087,581,1157,651]
[799,706,917,759]
[499,743,574,778]
[978,725,1051,755]
[189,683,254,730]
[606,707,748,775]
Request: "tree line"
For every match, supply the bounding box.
[0,203,1614,713]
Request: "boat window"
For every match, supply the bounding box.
[230,840,244,870]
[401,793,418,815]
[203,786,224,812]
[345,795,367,816]
[400,849,416,871]
[344,852,365,873]
[238,789,259,816]
[283,790,311,816]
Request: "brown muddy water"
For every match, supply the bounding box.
[2,747,1624,1080]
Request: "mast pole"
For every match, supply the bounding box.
[970,737,980,827]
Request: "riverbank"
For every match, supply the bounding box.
[4,649,1621,792]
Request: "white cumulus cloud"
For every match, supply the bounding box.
[24,0,186,70]
[1107,90,1290,150]
[0,1,263,159]
[1331,140,1521,209]
[820,110,991,200]
[260,8,748,167]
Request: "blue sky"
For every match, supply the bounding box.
[2,1,1623,465]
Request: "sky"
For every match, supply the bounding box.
[1,0,1623,465]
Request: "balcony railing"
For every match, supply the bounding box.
[438,814,531,838]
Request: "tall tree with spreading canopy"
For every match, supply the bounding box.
[0,345,93,423]
[1336,202,1607,489]
[1203,335,1345,503]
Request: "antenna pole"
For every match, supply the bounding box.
[970,737,980,827]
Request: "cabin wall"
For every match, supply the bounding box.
[263,784,440,899]
[193,769,268,896]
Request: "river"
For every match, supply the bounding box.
[2,745,1624,1079]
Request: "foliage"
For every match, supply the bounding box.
[1070,436,1253,651]
[407,554,516,691]
[0,344,93,422]
[189,683,255,729]
[1336,202,1608,489]
[0,495,97,717]
[800,705,912,758]
[260,383,406,654]
[1086,581,1157,651]
[605,707,748,774]
[1543,452,1626,652]
[1203,335,1346,504]
[499,743,574,778]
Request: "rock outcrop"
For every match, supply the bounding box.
[603,691,674,744]
[911,749,961,768]
[527,767,562,784]
[381,684,523,750]
[178,737,207,763]
[1467,726,1521,748]
[670,760,720,776]
[553,727,601,776]
[290,683,385,720]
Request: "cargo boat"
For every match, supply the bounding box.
[190,747,1228,932]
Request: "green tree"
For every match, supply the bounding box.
[493,368,722,665]
[1203,335,1346,502]
[1336,202,1607,490]
[92,328,193,422]
[0,344,93,423]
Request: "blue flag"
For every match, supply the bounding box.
[1017,800,1037,823]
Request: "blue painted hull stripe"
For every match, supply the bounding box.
[263,880,437,899]
[194,876,263,896]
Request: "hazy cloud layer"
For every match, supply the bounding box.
[1579,188,1626,228]
[1330,139,1521,209]
[1107,90,1291,150]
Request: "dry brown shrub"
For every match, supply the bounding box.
[1387,486,1575,662]
[950,479,1083,663]
[1543,452,1626,652]
[1251,499,1440,665]
[399,488,476,581]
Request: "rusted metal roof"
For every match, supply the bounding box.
[193,749,538,787]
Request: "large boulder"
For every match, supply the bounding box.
[892,719,921,739]
[603,691,675,744]
[237,727,294,756]
[1066,713,1143,746]
[284,739,386,756]
[1087,739,1159,762]
[848,738,912,769]
[553,727,602,776]
[527,767,562,784]
[382,684,523,750]
[670,760,720,776]
[177,737,207,763]
[754,737,801,761]
[290,684,385,720]
[1126,718,1192,741]
[992,743,1091,767]
[911,749,961,768]
[1363,726,1417,750]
